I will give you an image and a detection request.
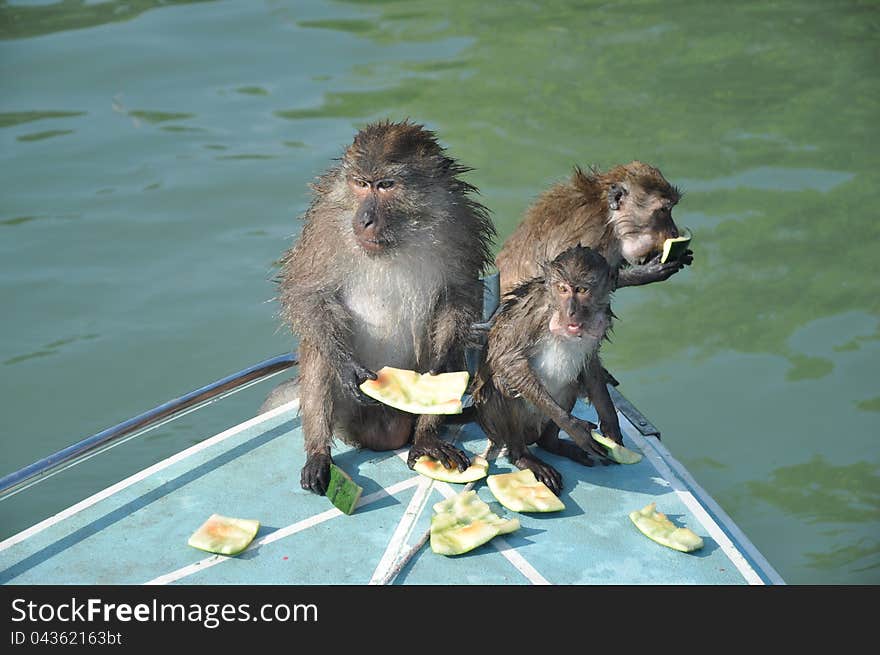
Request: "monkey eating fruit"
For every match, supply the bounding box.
[473,245,622,495]
[275,120,495,496]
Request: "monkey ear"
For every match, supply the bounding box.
[608,183,626,211]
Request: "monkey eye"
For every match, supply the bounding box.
[575,286,588,294]
[353,179,369,188]
[557,283,568,294]
[376,179,395,190]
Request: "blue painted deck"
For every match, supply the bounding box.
[0,395,782,586]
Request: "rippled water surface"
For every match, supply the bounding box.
[1,0,878,584]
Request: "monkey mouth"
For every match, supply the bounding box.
[638,250,660,265]
[356,236,387,253]
[564,322,584,338]
[549,313,588,339]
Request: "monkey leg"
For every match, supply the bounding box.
[536,421,600,469]
[298,347,336,496]
[582,361,623,447]
[407,413,470,472]
[477,393,565,494]
[337,404,414,452]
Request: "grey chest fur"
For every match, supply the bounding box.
[342,253,445,371]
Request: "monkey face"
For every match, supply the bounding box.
[543,246,613,340]
[340,120,459,255]
[547,282,611,341]
[612,186,681,265]
[349,176,400,253]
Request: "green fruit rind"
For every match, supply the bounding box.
[187,514,260,556]
[414,455,489,483]
[629,502,704,553]
[660,229,692,264]
[592,432,643,464]
[486,469,565,513]
[430,490,520,556]
[326,463,363,515]
[359,367,469,415]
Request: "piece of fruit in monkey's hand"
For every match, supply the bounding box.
[430,490,520,556]
[187,514,260,556]
[414,454,489,483]
[326,463,363,515]
[591,432,643,464]
[629,502,704,553]
[486,469,565,513]
[660,229,692,264]
[358,366,469,415]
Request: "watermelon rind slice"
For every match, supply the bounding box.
[660,229,692,264]
[414,455,489,483]
[326,463,363,515]
[486,469,565,513]
[430,490,520,556]
[629,502,704,553]
[187,514,260,556]
[359,367,469,415]
[592,432,643,464]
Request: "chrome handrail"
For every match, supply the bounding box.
[0,352,298,500]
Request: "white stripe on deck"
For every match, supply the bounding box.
[434,481,551,585]
[642,433,785,585]
[0,399,301,553]
[145,476,422,585]
[619,413,767,585]
[369,472,435,584]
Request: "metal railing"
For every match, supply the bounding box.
[0,352,298,501]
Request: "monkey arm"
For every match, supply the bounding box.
[286,290,379,403]
[405,299,477,473]
[297,345,336,495]
[581,359,622,445]
[492,353,608,460]
[616,250,693,288]
[427,291,479,374]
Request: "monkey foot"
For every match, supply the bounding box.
[301,453,332,496]
[512,453,562,496]
[544,439,597,468]
[407,437,469,472]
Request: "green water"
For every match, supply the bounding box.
[1,0,877,585]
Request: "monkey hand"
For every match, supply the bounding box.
[599,425,624,446]
[468,321,491,345]
[427,359,456,376]
[513,453,563,496]
[619,254,688,287]
[407,435,470,472]
[565,417,614,463]
[339,359,380,405]
[301,453,333,495]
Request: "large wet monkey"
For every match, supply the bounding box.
[495,161,692,295]
[473,245,619,495]
[276,121,496,495]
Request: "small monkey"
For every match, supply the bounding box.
[276,120,495,495]
[495,161,692,295]
[473,245,621,495]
